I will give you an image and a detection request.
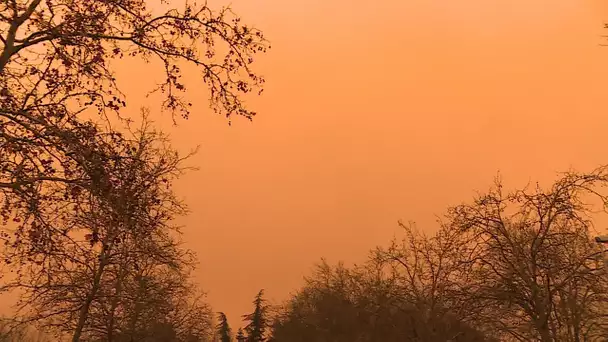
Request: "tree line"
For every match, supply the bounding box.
[2,0,608,341]
[207,168,608,342]
[5,166,608,342]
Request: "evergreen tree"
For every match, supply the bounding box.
[216,312,232,342]
[242,290,270,342]
[236,328,246,342]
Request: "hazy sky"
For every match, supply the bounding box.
[127,0,608,327]
[6,0,608,330]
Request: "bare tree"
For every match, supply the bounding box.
[0,0,269,120]
[81,225,214,342]
[270,259,492,342]
[1,114,206,342]
[365,167,608,342]
[1,1,268,338]
[0,317,52,342]
[102,260,214,342]
[374,221,497,340]
[0,0,269,262]
[442,169,608,341]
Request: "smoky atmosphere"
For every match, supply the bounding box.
[2,0,608,341]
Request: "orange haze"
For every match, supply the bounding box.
[141,0,608,327]
[7,0,608,329]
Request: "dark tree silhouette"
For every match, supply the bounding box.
[243,290,270,342]
[236,328,246,342]
[216,312,232,342]
[1,1,269,340]
[0,0,269,120]
[374,167,608,341]
[443,168,608,341]
[0,116,212,342]
[270,260,493,342]
[0,0,269,262]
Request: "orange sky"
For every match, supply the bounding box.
[5,0,608,331]
[126,0,608,327]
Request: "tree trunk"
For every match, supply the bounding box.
[126,274,147,342]
[107,261,128,342]
[535,311,553,342]
[0,0,43,73]
[72,256,108,342]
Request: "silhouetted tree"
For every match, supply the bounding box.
[375,167,608,341]
[103,264,214,342]
[216,312,232,342]
[375,222,495,339]
[0,0,268,120]
[270,259,493,342]
[0,318,52,342]
[243,290,270,342]
[0,116,211,342]
[443,169,608,341]
[236,328,246,342]
[0,0,269,276]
